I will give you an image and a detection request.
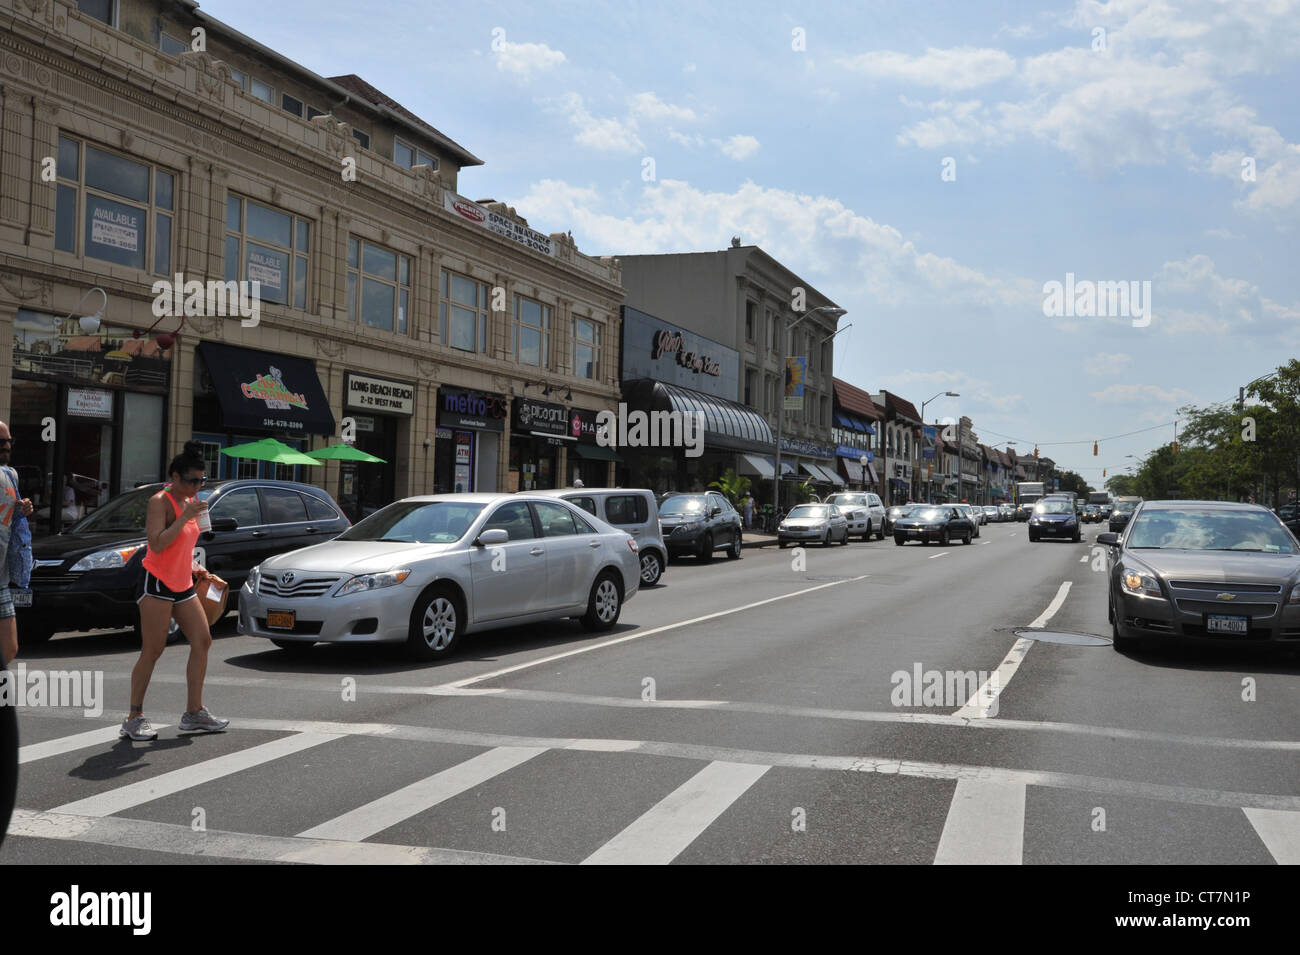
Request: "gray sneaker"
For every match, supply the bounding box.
[120,715,158,741]
[179,707,229,733]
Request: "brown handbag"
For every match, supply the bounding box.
[195,574,230,626]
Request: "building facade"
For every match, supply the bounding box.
[1,0,623,532]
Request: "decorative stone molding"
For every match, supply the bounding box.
[416,359,439,378]
[0,272,52,307]
[185,315,225,338]
[314,337,348,358]
[413,164,441,204]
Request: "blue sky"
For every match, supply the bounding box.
[205,0,1299,483]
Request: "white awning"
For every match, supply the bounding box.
[738,453,775,479]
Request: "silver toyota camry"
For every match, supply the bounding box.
[239,493,641,660]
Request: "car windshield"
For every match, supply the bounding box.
[1035,500,1073,514]
[789,505,829,519]
[66,487,157,534]
[1125,508,1295,552]
[889,506,913,516]
[914,508,947,521]
[338,501,485,543]
[660,496,706,516]
[828,495,865,507]
[1115,501,1137,513]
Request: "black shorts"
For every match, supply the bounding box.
[138,570,197,604]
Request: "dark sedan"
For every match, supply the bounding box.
[893,506,975,546]
[658,491,742,562]
[17,479,349,644]
[883,504,916,535]
[1109,497,1141,533]
[1028,497,1081,542]
[1099,501,1300,650]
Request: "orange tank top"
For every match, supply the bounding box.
[142,488,199,591]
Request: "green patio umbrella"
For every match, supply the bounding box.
[306,443,387,464]
[219,437,322,466]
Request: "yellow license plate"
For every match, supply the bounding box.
[267,610,295,630]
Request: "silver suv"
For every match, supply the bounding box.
[823,491,886,540]
[534,488,668,586]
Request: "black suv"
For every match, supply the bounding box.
[658,491,743,562]
[18,480,349,644]
[1108,497,1141,534]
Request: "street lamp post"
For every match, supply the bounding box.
[919,391,958,503]
[774,305,847,515]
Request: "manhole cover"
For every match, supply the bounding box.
[1014,628,1112,646]
[804,575,853,581]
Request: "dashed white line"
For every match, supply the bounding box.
[1079,554,1089,562]
[928,552,949,559]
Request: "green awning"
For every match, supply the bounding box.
[573,444,622,462]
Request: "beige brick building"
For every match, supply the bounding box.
[0,0,623,532]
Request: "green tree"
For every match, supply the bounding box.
[707,468,751,508]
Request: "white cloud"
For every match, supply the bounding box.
[1084,353,1132,376]
[1153,254,1300,342]
[683,63,696,73]
[717,134,760,160]
[838,46,1017,90]
[888,369,1023,413]
[1201,228,1241,239]
[629,92,698,124]
[1090,383,1195,405]
[493,40,566,78]
[667,129,704,149]
[897,98,1008,149]
[552,93,644,154]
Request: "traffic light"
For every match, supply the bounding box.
[1033,446,1039,459]
[1103,469,1107,477]
[1093,441,1098,456]
[1172,440,1178,455]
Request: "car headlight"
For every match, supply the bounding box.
[70,542,145,571]
[1121,570,1162,598]
[678,521,701,533]
[1064,518,1077,525]
[1289,583,1300,604]
[335,569,411,597]
[247,565,261,591]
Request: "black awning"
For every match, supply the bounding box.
[573,443,622,462]
[197,342,336,437]
[622,379,773,454]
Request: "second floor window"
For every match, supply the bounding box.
[76,0,114,25]
[250,78,273,103]
[572,317,601,379]
[439,271,488,352]
[394,138,440,171]
[225,195,310,309]
[56,136,173,276]
[348,237,410,333]
[512,296,550,367]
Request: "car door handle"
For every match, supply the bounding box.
[588,540,601,548]
[529,547,545,556]
[251,530,266,538]
[304,527,319,534]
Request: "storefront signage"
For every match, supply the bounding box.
[443,192,556,257]
[620,307,739,400]
[513,397,569,437]
[196,342,335,436]
[438,387,507,432]
[780,438,835,459]
[346,372,415,416]
[650,329,722,377]
[241,369,308,409]
[837,445,873,462]
[67,387,113,420]
[569,408,602,444]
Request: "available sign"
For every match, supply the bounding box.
[345,372,414,416]
[443,192,556,257]
[67,388,113,420]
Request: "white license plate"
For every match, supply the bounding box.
[908,529,920,536]
[1206,614,1248,635]
[12,589,32,608]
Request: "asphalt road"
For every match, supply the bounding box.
[4,520,1298,864]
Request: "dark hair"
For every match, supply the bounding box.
[168,440,205,478]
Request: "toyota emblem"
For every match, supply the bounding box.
[282,572,295,585]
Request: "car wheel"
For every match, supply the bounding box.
[698,532,713,562]
[894,534,904,545]
[639,550,664,586]
[876,521,885,541]
[1073,532,1082,543]
[580,571,622,632]
[940,528,949,546]
[270,639,315,654]
[406,585,463,661]
[726,531,742,559]
[963,533,972,544]
[778,540,787,549]
[822,530,831,547]
[1028,532,1038,542]
[1110,594,1135,650]
[840,527,850,545]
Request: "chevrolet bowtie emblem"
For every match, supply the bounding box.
[1216,593,1235,601]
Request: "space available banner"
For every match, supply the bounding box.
[443,192,556,257]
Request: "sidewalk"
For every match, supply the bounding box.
[742,530,781,548]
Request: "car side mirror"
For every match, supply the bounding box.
[709,507,721,518]
[476,528,509,547]
[1097,532,1120,547]
[208,517,238,532]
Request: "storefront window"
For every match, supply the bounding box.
[225,195,310,308]
[347,237,410,333]
[439,271,489,352]
[119,392,164,492]
[511,295,550,367]
[55,137,174,275]
[572,317,601,379]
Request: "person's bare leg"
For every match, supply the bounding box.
[0,617,17,665]
[130,597,172,715]
[172,597,212,713]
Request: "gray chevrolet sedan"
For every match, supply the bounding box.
[239,493,641,660]
[1099,500,1300,650]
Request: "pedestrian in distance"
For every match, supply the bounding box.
[0,421,35,665]
[121,441,229,741]
[742,491,754,529]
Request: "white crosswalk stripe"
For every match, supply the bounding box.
[20,725,168,764]
[50,732,339,817]
[298,746,546,842]
[1243,808,1300,864]
[934,779,1026,864]
[581,761,769,865]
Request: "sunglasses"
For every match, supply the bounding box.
[177,476,207,486]
[0,438,12,447]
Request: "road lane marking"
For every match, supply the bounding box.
[1079,554,1089,562]
[581,761,769,865]
[1243,808,1300,864]
[298,746,546,842]
[440,574,873,689]
[934,779,1025,864]
[49,732,339,817]
[5,809,556,865]
[927,552,949,559]
[954,581,1072,719]
[19,725,169,763]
